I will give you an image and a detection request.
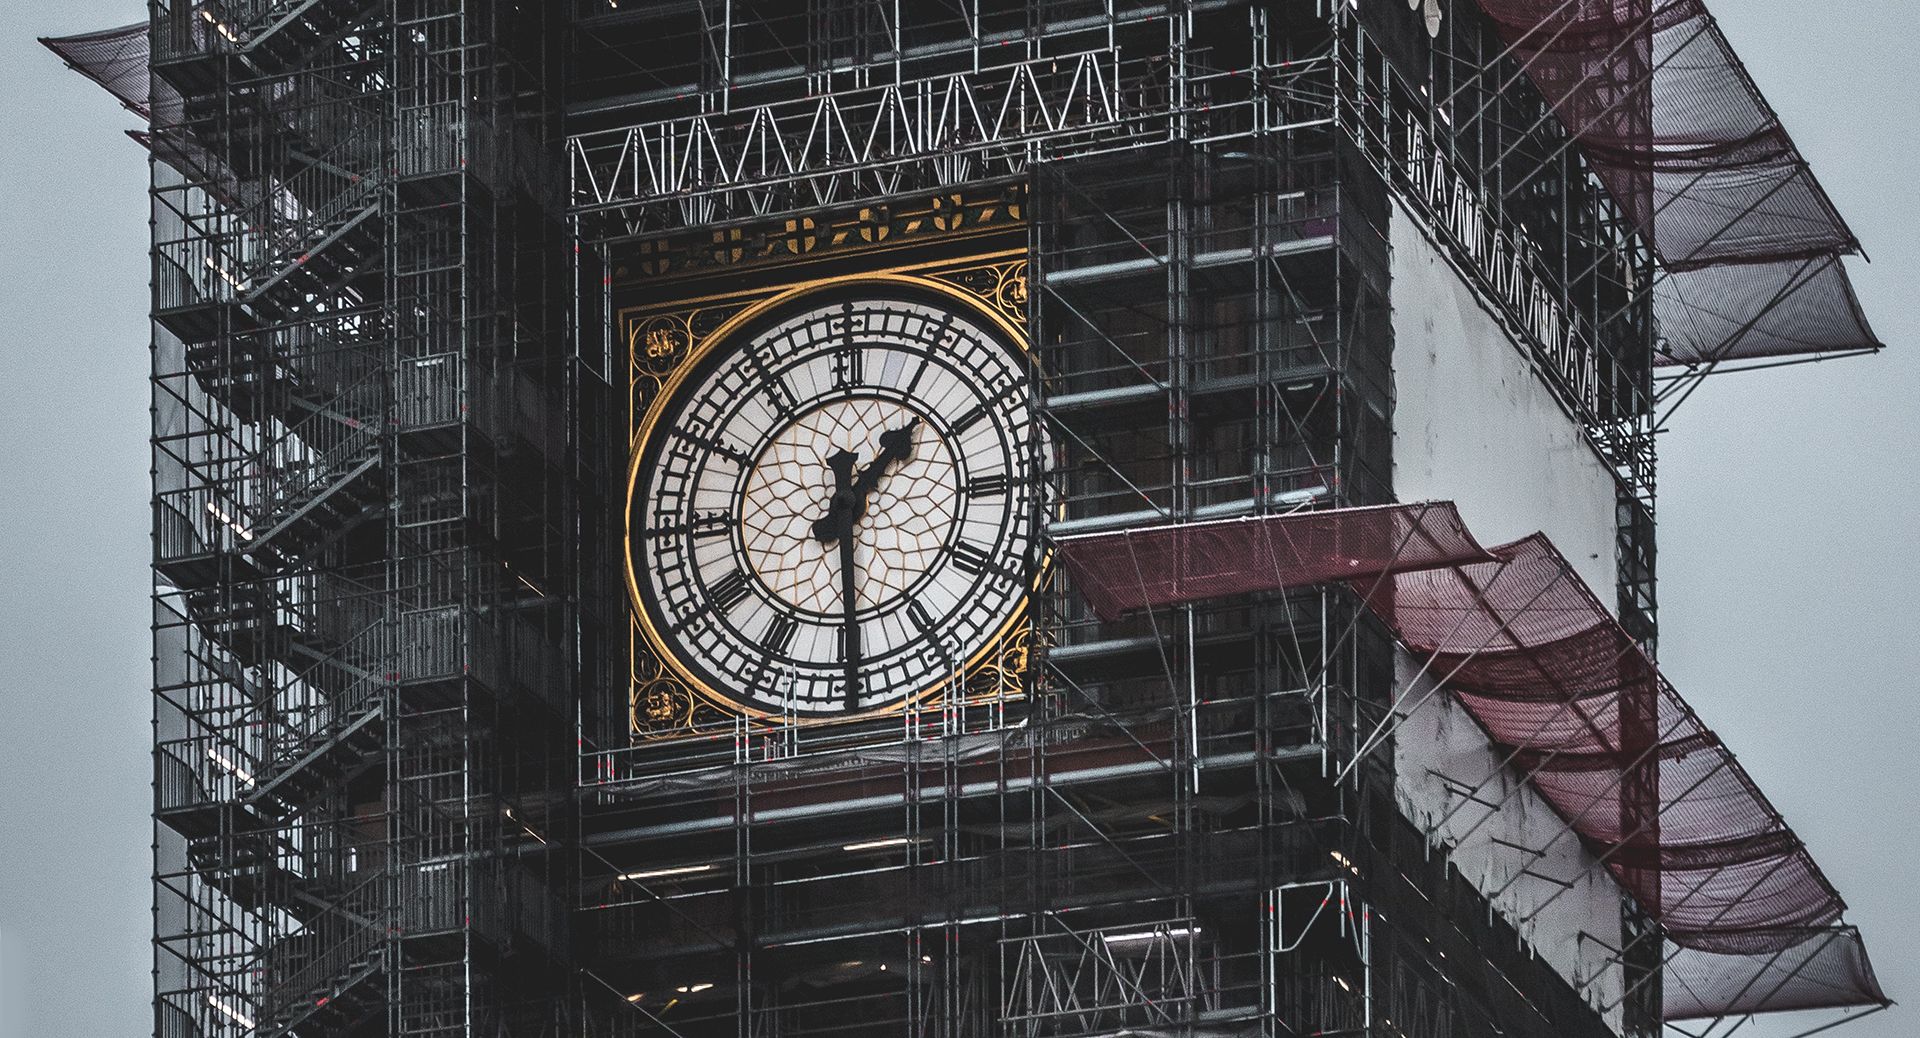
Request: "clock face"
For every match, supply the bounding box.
[628,285,1039,716]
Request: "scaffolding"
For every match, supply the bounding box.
[568,3,1673,1037]
[37,0,1887,1035]
[136,1,578,1035]
[566,0,1660,632]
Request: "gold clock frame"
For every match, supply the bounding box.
[623,260,1039,738]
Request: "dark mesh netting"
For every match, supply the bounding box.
[43,23,273,227]
[1473,0,1880,365]
[1054,503,1493,622]
[1664,926,1886,1020]
[1655,254,1880,364]
[1062,506,1885,1018]
[41,22,153,119]
[1639,1,1851,269]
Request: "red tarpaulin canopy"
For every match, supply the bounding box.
[1055,503,1886,1019]
[1055,502,1495,622]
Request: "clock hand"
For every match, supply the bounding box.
[809,419,920,541]
[836,516,860,709]
[807,419,920,709]
[810,448,861,543]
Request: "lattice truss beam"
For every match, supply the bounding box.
[1001,920,1205,1034]
[572,49,1133,236]
[567,0,1882,381]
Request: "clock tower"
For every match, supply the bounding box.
[68,0,1885,1034]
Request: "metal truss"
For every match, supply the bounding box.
[571,48,1138,236]
[1000,920,1206,1036]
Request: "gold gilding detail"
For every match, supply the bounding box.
[629,628,732,739]
[624,270,1041,738]
[931,260,1029,329]
[609,186,1025,286]
[962,621,1035,704]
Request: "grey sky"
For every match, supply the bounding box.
[1,3,1911,1037]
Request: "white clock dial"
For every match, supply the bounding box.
[630,287,1037,715]
[739,397,961,616]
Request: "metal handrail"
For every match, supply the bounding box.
[268,615,391,771]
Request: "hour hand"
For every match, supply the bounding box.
[810,448,860,543]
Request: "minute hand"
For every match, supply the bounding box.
[808,419,920,710]
[836,519,859,707]
[810,418,920,541]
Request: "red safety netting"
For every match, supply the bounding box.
[1060,504,1885,1018]
[1054,503,1495,623]
[1473,0,1880,365]
[1473,0,1656,232]
[1364,534,1847,950]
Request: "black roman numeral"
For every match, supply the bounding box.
[907,600,957,666]
[833,343,864,390]
[905,317,951,394]
[906,600,937,633]
[905,352,933,395]
[763,614,798,656]
[671,429,752,466]
[952,540,1023,583]
[950,380,1022,435]
[950,400,990,435]
[708,569,751,611]
[744,345,798,411]
[965,472,1010,497]
[950,541,989,577]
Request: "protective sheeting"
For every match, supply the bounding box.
[1363,535,1854,950]
[1473,0,1880,365]
[1060,504,1885,1018]
[40,22,153,119]
[1663,926,1885,1021]
[1053,502,1494,623]
[1654,254,1881,365]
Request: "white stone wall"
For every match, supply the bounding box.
[1387,199,1629,1031]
